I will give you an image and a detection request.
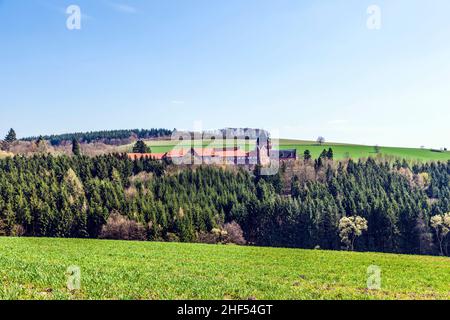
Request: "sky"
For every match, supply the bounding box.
[0,0,449,148]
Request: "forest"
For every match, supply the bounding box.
[21,128,172,146]
[0,153,449,256]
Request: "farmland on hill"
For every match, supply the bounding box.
[0,237,449,300]
[118,139,258,153]
[119,139,450,162]
[279,139,450,162]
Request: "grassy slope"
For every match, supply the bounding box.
[0,238,449,300]
[279,140,450,162]
[119,139,450,161]
[119,139,257,153]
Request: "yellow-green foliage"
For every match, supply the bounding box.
[0,238,449,300]
[0,150,13,159]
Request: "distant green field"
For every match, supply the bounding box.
[120,139,256,153]
[0,238,449,300]
[121,139,450,162]
[279,140,450,162]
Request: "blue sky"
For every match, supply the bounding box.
[0,0,449,148]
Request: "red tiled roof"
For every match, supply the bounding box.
[193,148,247,158]
[213,149,248,157]
[129,147,252,161]
[193,148,214,157]
[166,148,191,158]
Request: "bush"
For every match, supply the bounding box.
[197,222,246,245]
[100,212,146,241]
[197,231,220,244]
[11,225,26,237]
[0,220,6,236]
[166,232,180,242]
[223,221,246,245]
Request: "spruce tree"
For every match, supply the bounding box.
[132,140,150,154]
[4,128,17,143]
[327,148,334,160]
[304,150,312,161]
[72,139,81,156]
[36,136,44,146]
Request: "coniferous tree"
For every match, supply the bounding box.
[4,128,17,143]
[304,150,312,161]
[72,139,81,156]
[0,152,448,256]
[132,140,151,154]
[327,148,334,160]
[36,136,44,146]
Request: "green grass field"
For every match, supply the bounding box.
[119,139,257,153]
[279,139,450,162]
[1,237,449,300]
[120,139,450,162]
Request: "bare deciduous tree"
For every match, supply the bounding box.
[223,221,246,245]
[100,211,146,241]
[317,136,325,146]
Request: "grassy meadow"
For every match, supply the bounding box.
[119,139,450,162]
[119,139,257,153]
[0,237,449,300]
[279,140,450,162]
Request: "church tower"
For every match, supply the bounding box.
[256,131,271,166]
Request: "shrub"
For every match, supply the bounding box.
[0,220,6,236]
[197,231,220,244]
[11,225,26,237]
[223,221,246,245]
[197,222,247,245]
[166,232,180,242]
[100,212,146,241]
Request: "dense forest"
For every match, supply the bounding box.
[0,153,449,256]
[21,129,173,146]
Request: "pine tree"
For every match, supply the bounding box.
[304,150,312,161]
[132,140,150,154]
[36,136,44,146]
[326,148,334,160]
[72,139,81,156]
[4,128,17,143]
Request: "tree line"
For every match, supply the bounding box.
[21,128,173,146]
[0,153,449,256]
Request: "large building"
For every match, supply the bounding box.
[128,139,297,165]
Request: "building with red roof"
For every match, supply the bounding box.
[127,140,296,166]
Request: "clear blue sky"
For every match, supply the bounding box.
[1,0,449,148]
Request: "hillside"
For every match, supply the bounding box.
[1,153,449,255]
[279,139,450,162]
[119,139,450,161]
[0,238,449,300]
